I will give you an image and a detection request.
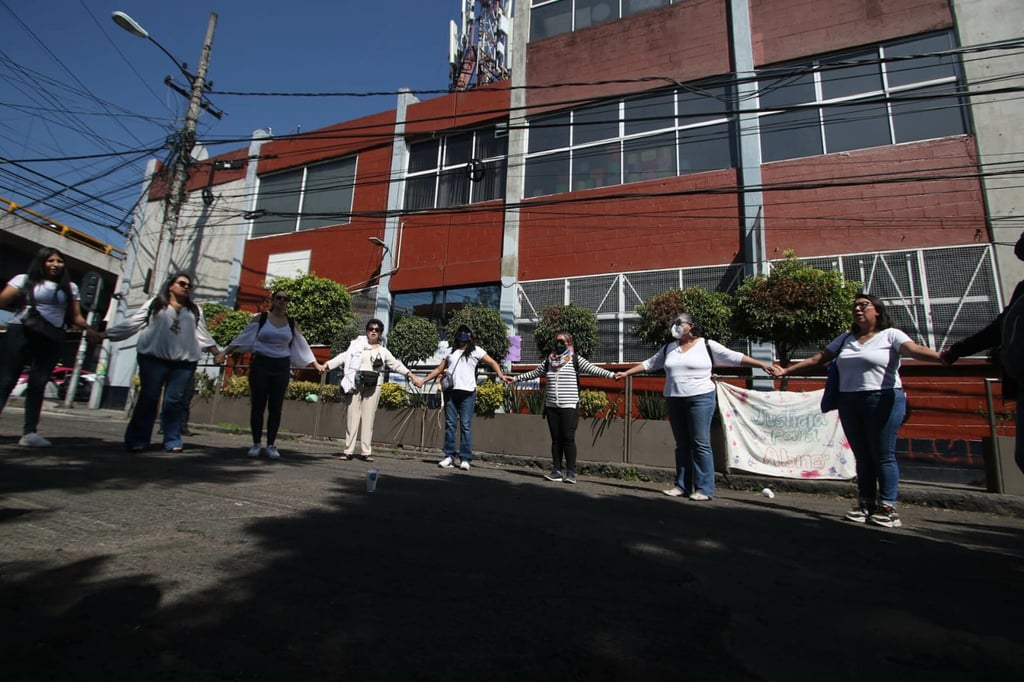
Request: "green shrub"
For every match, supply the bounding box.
[533,304,599,359]
[388,316,441,366]
[221,375,250,398]
[378,382,408,408]
[632,287,734,347]
[636,392,668,420]
[502,383,545,414]
[474,381,506,416]
[446,305,509,364]
[285,381,322,401]
[578,389,610,418]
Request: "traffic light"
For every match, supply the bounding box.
[80,272,104,313]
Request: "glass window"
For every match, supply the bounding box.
[575,0,620,31]
[760,109,823,162]
[624,131,676,183]
[820,49,883,100]
[822,101,891,153]
[253,170,301,237]
[678,123,733,174]
[678,85,731,125]
[300,157,356,231]
[444,132,474,167]
[393,284,501,338]
[890,84,967,143]
[471,159,507,203]
[572,141,620,191]
[404,175,436,211]
[574,101,620,145]
[437,168,470,208]
[759,71,816,110]
[884,33,957,88]
[408,139,439,173]
[529,112,571,153]
[525,152,570,197]
[625,90,675,136]
[623,0,671,18]
[476,128,509,160]
[530,0,572,41]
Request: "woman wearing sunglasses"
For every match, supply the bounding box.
[319,319,423,462]
[216,290,317,459]
[777,293,944,528]
[104,273,219,453]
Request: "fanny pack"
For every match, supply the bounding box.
[355,370,380,388]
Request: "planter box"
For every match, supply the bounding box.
[211,396,249,428]
[982,436,1024,495]
[279,400,319,436]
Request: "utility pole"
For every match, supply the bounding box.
[151,12,218,289]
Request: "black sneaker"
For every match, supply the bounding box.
[544,469,563,482]
[868,504,902,528]
[563,470,577,484]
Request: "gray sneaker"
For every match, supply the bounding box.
[563,470,577,484]
[868,504,902,528]
[544,469,563,482]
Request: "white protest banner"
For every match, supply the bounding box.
[715,382,855,480]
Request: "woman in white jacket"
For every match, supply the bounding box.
[320,318,422,462]
[216,290,317,459]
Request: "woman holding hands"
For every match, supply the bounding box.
[776,293,943,528]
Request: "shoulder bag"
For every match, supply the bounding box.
[819,333,850,413]
[22,286,66,342]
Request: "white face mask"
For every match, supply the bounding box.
[671,324,685,340]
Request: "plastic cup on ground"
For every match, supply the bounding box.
[366,469,379,493]
[761,487,775,499]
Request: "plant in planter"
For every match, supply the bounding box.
[578,389,610,418]
[503,384,546,415]
[379,382,409,409]
[532,303,600,359]
[636,391,668,420]
[633,287,734,348]
[387,316,441,369]
[262,273,356,346]
[474,381,506,416]
[446,305,509,364]
[221,375,250,398]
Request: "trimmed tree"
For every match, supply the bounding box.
[732,251,860,373]
[532,303,600,359]
[632,287,734,349]
[263,273,355,346]
[446,305,509,363]
[201,303,253,348]
[387,316,442,367]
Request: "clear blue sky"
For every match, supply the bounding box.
[0,0,463,248]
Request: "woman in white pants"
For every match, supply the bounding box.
[321,319,422,461]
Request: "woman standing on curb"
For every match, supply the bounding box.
[0,247,101,447]
[104,273,219,453]
[421,324,509,471]
[319,318,422,462]
[216,289,317,459]
[776,293,944,528]
[506,331,618,484]
[616,312,778,502]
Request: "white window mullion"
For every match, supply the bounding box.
[295,167,308,232]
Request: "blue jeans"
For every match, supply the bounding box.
[838,389,905,506]
[126,354,197,451]
[666,390,717,497]
[444,389,476,461]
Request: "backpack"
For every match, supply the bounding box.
[258,311,296,347]
[1000,296,1024,380]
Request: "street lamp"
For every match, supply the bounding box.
[112,10,218,290]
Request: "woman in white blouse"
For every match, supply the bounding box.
[104,273,219,453]
[216,290,317,459]
[0,247,101,447]
[617,312,777,501]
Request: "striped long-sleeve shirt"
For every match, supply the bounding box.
[515,353,615,408]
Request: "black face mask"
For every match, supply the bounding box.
[555,341,567,352]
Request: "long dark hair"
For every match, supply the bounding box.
[453,323,477,355]
[149,272,200,320]
[24,246,73,304]
[850,292,892,334]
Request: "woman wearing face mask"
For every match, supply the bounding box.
[103,273,220,453]
[505,331,618,484]
[421,324,509,471]
[0,247,101,447]
[777,293,944,528]
[616,312,778,501]
[319,318,423,462]
[215,290,318,460]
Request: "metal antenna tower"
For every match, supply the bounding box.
[449,1,514,92]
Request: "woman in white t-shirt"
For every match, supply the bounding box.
[0,247,101,447]
[217,290,318,460]
[617,312,777,501]
[421,324,509,471]
[778,293,943,528]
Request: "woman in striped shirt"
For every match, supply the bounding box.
[507,331,617,484]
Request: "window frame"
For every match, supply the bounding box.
[404,124,509,211]
[252,155,358,238]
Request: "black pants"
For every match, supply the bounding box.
[546,406,580,472]
[249,354,290,445]
[0,324,62,435]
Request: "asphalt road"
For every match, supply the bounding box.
[1,408,1022,681]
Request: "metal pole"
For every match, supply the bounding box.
[63,311,97,408]
[152,12,218,288]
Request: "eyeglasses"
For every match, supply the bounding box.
[852,301,874,310]
[274,296,290,302]
[674,318,690,326]
[175,280,191,289]
[367,327,382,333]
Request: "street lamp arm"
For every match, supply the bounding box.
[112,11,194,82]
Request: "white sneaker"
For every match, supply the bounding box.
[662,487,684,497]
[19,433,51,447]
[247,444,262,458]
[438,456,454,468]
[459,459,471,471]
[266,445,281,459]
